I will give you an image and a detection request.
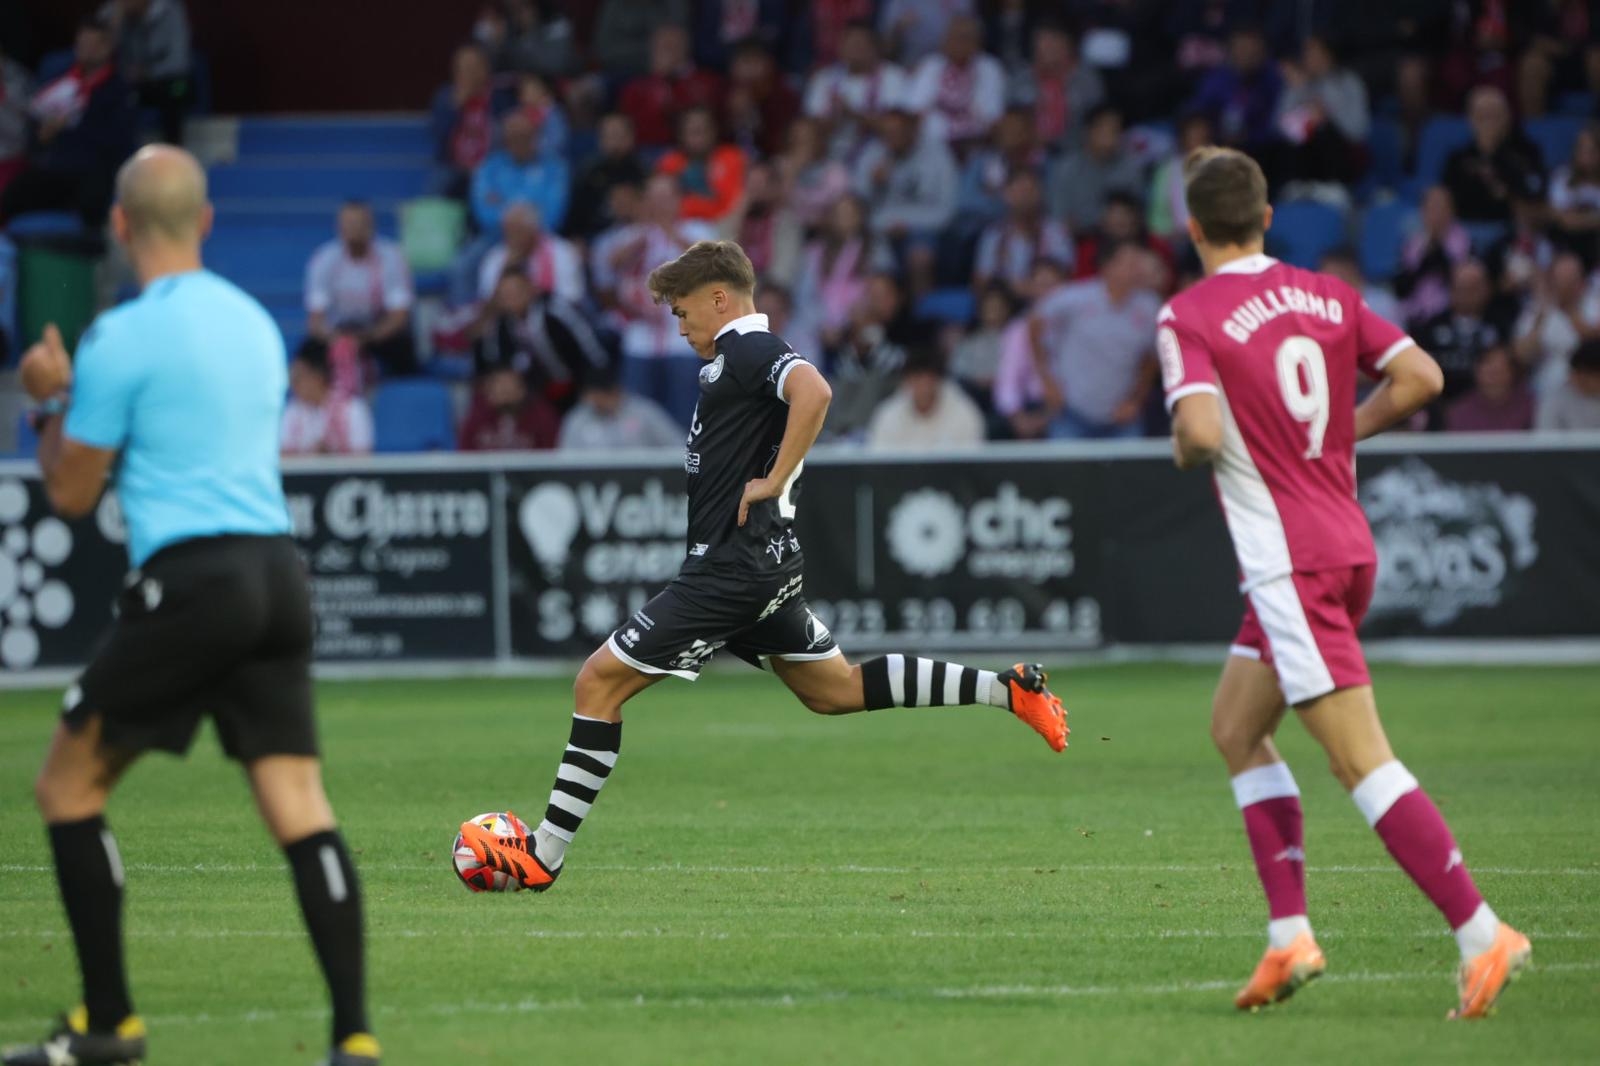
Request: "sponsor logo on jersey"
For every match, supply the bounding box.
[885,484,1073,581]
[688,543,708,556]
[756,574,804,621]
[767,350,800,385]
[803,611,832,650]
[700,354,724,384]
[1361,460,1538,626]
[670,638,725,671]
[765,530,800,565]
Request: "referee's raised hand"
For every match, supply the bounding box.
[20,323,73,401]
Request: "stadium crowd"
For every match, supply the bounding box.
[6,1,1600,453]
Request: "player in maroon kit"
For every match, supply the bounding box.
[1161,148,1530,1019]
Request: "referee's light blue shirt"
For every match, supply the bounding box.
[65,269,292,567]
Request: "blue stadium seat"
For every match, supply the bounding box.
[1268,201,1346,269]
[1359,200,1412,282]
[1555,91,1596,117]
[372,379,456,452]
[1361,117,1404,198]
[1525,116,1586,171]
[1413,117,1472,186]
[915,287,976,325]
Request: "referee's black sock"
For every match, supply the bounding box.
[47,814,134,1032]
[861,655,1010,710]
[283,830,369,1044]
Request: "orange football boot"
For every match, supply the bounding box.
[1000,663,1068,752]
[1234,930,1327,1010]
[458,810,559,892]
[1449,923,1531,1020]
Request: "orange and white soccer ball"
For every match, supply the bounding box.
[452,811,531,892]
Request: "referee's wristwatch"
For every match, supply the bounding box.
[28,393,69,431]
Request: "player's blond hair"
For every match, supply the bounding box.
[647,240,757,305]
[1183,146,1268,246]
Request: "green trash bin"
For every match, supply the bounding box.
[19,242,97,351]
[400,197,467,274]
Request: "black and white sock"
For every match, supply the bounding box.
[861,654,1011,711]
[47,815,133,1032]
[534,714,621,871]
[283,830,368,1044]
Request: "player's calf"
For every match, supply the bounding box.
[776,654,1068,751]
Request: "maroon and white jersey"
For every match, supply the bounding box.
[1159,254,1414,589]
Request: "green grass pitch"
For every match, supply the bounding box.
[2,663,1598,1065]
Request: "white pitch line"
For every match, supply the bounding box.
[1,927,1595,943]
[2,961,1596,1036]
[1,861,1596,876]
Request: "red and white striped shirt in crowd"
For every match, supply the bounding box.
[280,396,374,456]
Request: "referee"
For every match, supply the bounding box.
[5,147,379,1066]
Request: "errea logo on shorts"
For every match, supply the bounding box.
[0,477,77,670]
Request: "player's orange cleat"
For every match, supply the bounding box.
[458,810,559,892]
[1234,930,1326,1010]
[1449,923,1531,1020]
[1000,663,1068,752]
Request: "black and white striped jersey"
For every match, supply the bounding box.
[681,312,810,578]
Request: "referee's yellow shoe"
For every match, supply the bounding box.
[322,1032,382,1065]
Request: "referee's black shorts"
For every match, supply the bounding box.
[65,534,318,762]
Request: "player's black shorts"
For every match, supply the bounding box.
[606,567,840,679]
[65,534,317,762]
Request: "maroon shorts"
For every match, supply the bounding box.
[1231,564,1376,705]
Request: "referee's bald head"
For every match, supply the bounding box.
[113,145,212,246]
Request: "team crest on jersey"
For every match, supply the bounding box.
[700,354,725,384]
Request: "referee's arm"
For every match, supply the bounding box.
[21,324,117,518]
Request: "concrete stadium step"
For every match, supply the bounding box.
[210,197,401,232]
[236,115,433,158]
[208,159,430,199]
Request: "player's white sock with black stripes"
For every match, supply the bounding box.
[860,654,1011,710]
[533,714,620,871]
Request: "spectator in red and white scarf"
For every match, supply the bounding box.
[719,160,802,289]
[774,116,851,229]
[477,200,585,305]
[802,20,908,164]
[903,15,1005,149]
[429,43,505,201]
[0,18,134,227]
[1005,21,1104,154]
[973,170,1074,294]
[303,200,418,378]
[617,24,723,150]
[0,43,32,200]
[280,346,374,456]
[793,192,895,351]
